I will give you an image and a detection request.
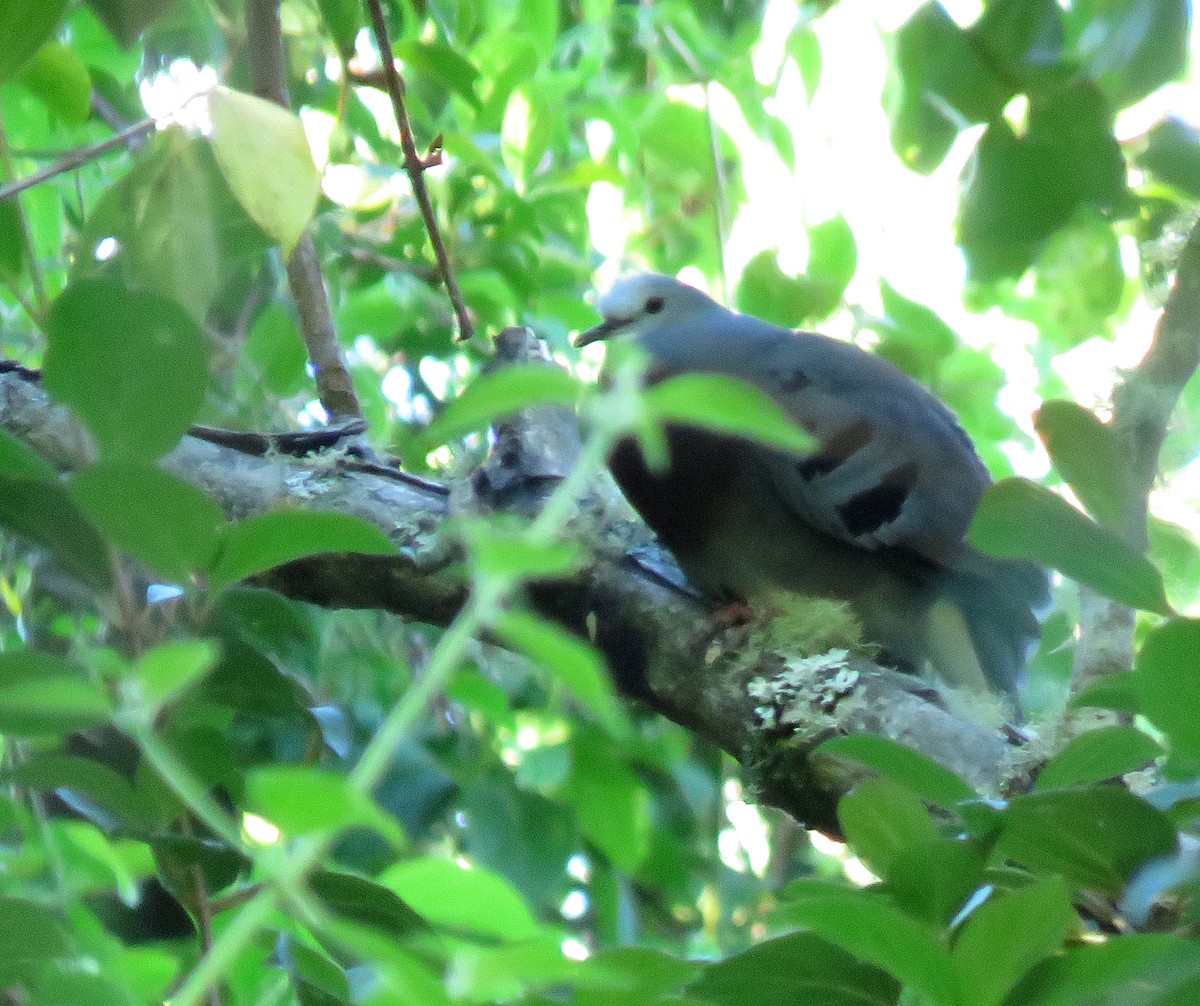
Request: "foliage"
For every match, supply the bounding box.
[0,1,1199,1005]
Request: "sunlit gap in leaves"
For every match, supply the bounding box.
[718,780,770,876]
[242,812,281,846]
[809,831,880,888]
[561,938,589,961]
[139,59,216,132]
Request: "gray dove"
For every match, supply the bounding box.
[576,273,1050,697]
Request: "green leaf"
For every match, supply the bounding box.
[243,303,308,397]
[773,887,959,1006]
[736,219,856,326]
[75,129,225,323]
[456,518,583,583]
[689,932,899,1006]
[0,897,70,985]
[1006,933,1200,1006]
[379,856,542,942]
[886,4,1011,174]
[953,877,1075,1006]
[837,778,936,880]
[646,374,815,455]
[208,86,321,256]
[0,653,113,735]
[1035,726,1163,791]
[71,462,226,580]
[997,788,1178,894]
[0,202,25,282]
[44,279,209,462]
[246,766,404,846]
[0,0,69,81]
[1064,0,1189,108]
[209,511,394,590]
[1034,401,1124,529]
[19,40,91,123]
[130,640,220,714]
[6,753,145,830]
[736,250,810,328]
[400,41,482,111]
[969,478,1171,615]
[886,838,986,927]
[88,0,178,47]
[958,82,1128,280]
[0,476,112,589]
[813,734,975,808]
[1140,118,1200,198]
[567,728,650,872]
[788,26,822,102]
[494,610,629,737]
[315,0,361,57]
[873,281,958,383]
[424,365,580,445]
[0,430,55,482]
[1132,618,1200,761]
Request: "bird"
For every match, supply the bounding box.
[575,272,1050,699]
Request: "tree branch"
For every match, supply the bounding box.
[361,0,474,343]
[244,0,363,420]
[1072,219,1200,695]
[0,118,156,204]
[0,342,1023,832]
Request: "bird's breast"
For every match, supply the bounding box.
[608,427,740,562]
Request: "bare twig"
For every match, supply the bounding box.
[1072,220,1200,695]
[0,118,155,204]
[190,864,221,1006]
[245,0,364,420]
[361,0,474,343]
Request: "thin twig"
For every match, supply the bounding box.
[0,118,155,204]
[245,0,364,419]
[1072,219,1200,695]
[361,0,474,342]
[704,83,730,300]
[190,863,222,1006]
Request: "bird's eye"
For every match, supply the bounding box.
[646,296,665,314]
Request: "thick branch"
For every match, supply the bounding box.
[244,0,363,420]
[1,352,1022,831]
[1073,219,1200,693]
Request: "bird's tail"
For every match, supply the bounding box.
[938,553,1052,697]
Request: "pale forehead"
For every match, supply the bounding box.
[596,273,682,318]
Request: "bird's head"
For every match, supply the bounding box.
[574,273,718,348]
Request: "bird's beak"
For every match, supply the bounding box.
[573,317,621,348]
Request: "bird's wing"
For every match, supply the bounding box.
[744,332,992,566]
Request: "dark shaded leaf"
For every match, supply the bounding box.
[689,931,899,1006]
[997,788,1178,894]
